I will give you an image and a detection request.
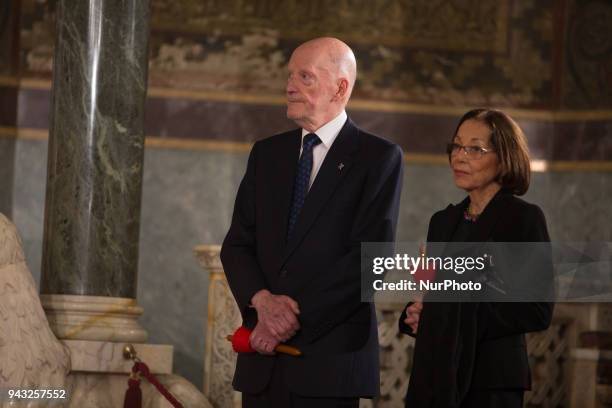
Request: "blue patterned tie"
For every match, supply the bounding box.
[287,133,322,239]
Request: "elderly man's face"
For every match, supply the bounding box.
[286,46,339,130]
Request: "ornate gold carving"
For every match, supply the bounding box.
[494,30,551,101]
[564,0,612,108]
[151,0,509,53]
[21,0,596,108]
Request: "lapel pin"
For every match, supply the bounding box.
[338,162,345,171]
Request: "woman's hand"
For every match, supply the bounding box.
[403,301,423,334]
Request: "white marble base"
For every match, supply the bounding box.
[64,340,173,374]
[61,340,211,407]
[41,294,147,342]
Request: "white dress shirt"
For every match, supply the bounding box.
[300,110,347,190]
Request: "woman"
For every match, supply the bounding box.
[399,108,553,408]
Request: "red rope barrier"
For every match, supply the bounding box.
[123,361,184,408]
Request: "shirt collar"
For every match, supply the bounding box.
[301,110,347,149]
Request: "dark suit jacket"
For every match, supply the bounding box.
[399,189,554,407]
[221,118,404,398]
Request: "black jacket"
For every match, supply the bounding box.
[221,118,404,397]
[399,189,554,407]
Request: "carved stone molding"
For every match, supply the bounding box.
[195,244,242,408]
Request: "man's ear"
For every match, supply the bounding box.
[332,78,349,101]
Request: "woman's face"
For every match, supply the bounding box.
[450,119,501,193]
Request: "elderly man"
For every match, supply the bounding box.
[221,37,404,407]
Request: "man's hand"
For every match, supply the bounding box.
[249,322,279,355]
[403,301,423,334]
[251,289,300,342]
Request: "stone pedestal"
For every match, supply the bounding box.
[57,324,212,407]
[41,294,147,342]
[65,340,172,373]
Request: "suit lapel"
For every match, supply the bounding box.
[282,119,361,263]
[268,130,302,254]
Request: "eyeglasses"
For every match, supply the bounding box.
[446,143,495,160]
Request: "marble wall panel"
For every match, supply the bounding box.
[137,146,247,388]
[16,88,49,128]
[11,138,47,280]
[143,97,295,140]
[0,86,18,127]
[13,86,612,161]
[550,120,612,161]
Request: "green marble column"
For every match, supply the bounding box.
[41,0,151,299]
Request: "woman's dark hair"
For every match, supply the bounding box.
[451,108,531,196]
